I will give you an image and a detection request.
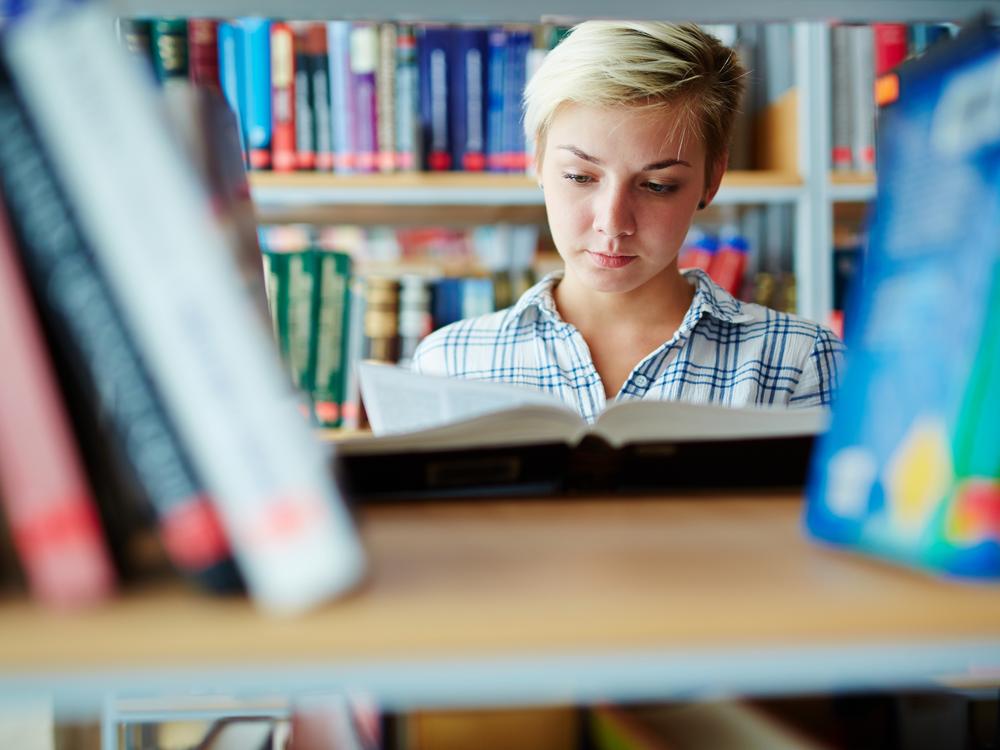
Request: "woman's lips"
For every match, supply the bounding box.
[587,251,636,269]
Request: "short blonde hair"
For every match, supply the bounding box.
[523,21,747,182]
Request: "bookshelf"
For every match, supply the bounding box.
[3,494,999,717]
[4,2,998,739]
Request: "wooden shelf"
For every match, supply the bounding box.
[2,494,999,713]
[249,170,804,223]
[829,171,878,202]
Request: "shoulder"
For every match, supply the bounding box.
[684,268,844,361]
[411,306,528,377]
[411,272,562,377]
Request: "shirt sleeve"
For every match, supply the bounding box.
[409,328,449,376]
[790,327,846,407]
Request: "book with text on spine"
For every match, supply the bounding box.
[4,3,365,614]
[0,66,242,594]
[334,363,828,502]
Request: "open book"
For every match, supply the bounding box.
[332,363,828,501]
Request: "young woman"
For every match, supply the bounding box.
[412,21,844,423]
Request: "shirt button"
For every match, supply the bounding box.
[633,374,649,388]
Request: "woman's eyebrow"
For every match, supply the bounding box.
[556,145,602,164]
[642,158,692,170]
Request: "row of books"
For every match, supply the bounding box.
[258,225,541,429]
[117,18,846,176]
[0,5,364,613]
[829,21,958,173]
[117,18,554,174]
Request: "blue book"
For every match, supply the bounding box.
[217,22,247,165]
[419,25,451,170]
[485,27,507,172]
[327,20,355,173]
[431,277,464,328]
[234,18,271,171]
[501,28,530,172]
[448,26,489,172]
[806,24,1000,579]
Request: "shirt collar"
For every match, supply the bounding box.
[506,267,754,327]
[681,268,755,324]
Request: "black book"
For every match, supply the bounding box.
[0,61,243,592]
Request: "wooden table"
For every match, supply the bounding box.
[2,493,999,715]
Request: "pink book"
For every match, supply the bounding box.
[0,195,116,608]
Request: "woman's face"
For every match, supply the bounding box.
[539,102,721,296]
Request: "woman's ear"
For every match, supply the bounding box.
[700,151,728,210]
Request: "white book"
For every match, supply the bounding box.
[343,364,828,499]
[357,362,827,449]
[5,4,365,615]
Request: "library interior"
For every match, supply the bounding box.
[0,0,999,748]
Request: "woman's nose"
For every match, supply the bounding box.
[592,183,636,239]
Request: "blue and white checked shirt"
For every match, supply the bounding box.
[412,268,844,423]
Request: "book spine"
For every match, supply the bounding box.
[187,18,220,92]
[5,5,364,614]
[393,24,419,172]
[261,246,291,371]
[0,67,241,594]
[340,275,367,430]
[872,22,910,76]
[150,17,188,86]
[397,274,433,367]
[419,26,451,171]
[327,21,355,174]
[238,17,272,170]
[116,18,155,77]
[349,23,379,174]
[449,27,488,172]
[287,248,318,399]
[217,22,248,165]
[848,25,876,172]
[499,29,523,171]
[291,22,316,171]
[0,195,116,608]
[375,22,397,173]
[485,27,507,172]
[363,277,400,363]
[311,250,353,428]
[270,21,297,173]
[829,24,853,172]
[507,29,531,172]
[307,23,334,172]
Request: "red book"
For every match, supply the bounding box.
[270,22,297,173]
[0,196,116,608]
[873,23,909,76]
[188,19,221,91]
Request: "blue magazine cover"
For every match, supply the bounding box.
[805,21,1000,578]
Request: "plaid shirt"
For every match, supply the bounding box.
[412,268,844,424]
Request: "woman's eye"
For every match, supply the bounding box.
[562,173,593,185]
[644,181,678,195]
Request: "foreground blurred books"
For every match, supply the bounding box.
[807,20,1000,578]
[0,2,365,613]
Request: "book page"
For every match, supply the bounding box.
[359,362,573,435]
[596,399,829,447]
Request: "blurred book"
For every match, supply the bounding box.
[0,193,115,608]
[807,22,1000,578]
[2,3,365,613]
